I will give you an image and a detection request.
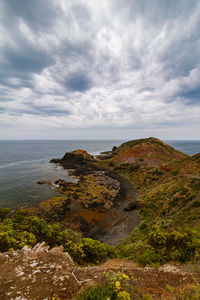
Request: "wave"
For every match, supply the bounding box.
[0,157,52,169]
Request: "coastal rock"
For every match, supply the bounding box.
[63,149,94,162]
[37,180,51,185]
[112,146,117,152]
[39,196,71,221]
[50,149,95,172]
[48,146,141,244]
[124,201,143,211]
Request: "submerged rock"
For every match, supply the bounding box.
[37,180,51,185]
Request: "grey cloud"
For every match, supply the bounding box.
[113,0,199,23]
[2,48,54,74]
[8,106,71,117]
[0,1,58,77]
[65,73,92,92]
[180,88,200,105]
[3,0,59,31]
[31,105,71,116]
[0,74,33,90]
[0,0,200,139]
[71,4,91,24]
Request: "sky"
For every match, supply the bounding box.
[0,0,200,140]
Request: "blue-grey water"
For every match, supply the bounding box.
[0,140,123,208]
[0,140,200,209]
[166,140,200,156]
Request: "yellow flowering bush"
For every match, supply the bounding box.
[77,271,152,299]
[115,281,121,292]
[117,291,131,300]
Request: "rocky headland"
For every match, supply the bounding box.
[43,137,195,244]
[45,148,141,244]
[38,136,200,248]
[1,137,200,299]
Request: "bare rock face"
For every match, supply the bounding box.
[50,149,95,171]
[63,149,94,162]
[71,149,94,161]
[19,242,74,267]
[93,171,120,193]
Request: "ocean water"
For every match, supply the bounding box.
[0,140,200,209]
[166,140,200,156]
[0,140,123,208]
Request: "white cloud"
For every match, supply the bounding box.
[0,0,200,139]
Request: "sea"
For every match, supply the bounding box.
[0,140,200,209]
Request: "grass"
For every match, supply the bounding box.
[95,138,200,266]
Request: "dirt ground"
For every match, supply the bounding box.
[0,244,200,300]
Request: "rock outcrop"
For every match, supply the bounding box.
[1,245,199,299]
[50,149,94,170]
[47,146,141,244]
[0,243,75,299]
[39,167,140,244]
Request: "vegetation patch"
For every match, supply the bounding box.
[76,271,153,300]
[0,208,116,265]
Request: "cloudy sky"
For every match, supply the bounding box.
[0,0,200,140]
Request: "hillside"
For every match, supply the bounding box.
[1,137,200,299]
[97,137,200,227]
[99,137,187,167]
[95,138,200,268]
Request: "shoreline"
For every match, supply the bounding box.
[46,151,141,244]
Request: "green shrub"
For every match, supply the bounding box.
[12,209,28,225]
[77,271,152,300]
[171,170,179,176]
[0,208,10,221]
[116,242,136,258]
[148,225,196,263]
[23,216,49,241]
[167,279,200,299]
[0,231,16,251]
[43,223,61,247]
[0,209,117,265]
[79,238,116,264]
[0,230,36,251]
[117,291,131,300]
[119,224,200,266]
[137,247,158,266]
[63,240,85,264]
[76,284,115,300]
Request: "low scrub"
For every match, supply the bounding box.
[118,224,200,266]
[0,208,116,265]
[79,238,116,264]
[76,271,153,300]
[166,279,200,299]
